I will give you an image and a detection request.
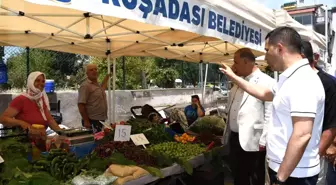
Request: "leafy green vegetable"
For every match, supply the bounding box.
[143,125,173,144]
[127,118,157,134]
[188,115,226,136]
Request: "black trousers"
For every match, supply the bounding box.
[229,132,266,185]
[269,168,318,185]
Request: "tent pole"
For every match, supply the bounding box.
[106,39,112,124]
[26,47,30,78]
[112,58,116,123]
[274,71,278,82]
[200,63,203,98]
[202,63,209,104]
[122,56,126,90]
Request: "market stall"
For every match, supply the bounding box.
[0,0,275,124]
[0,114,227,185]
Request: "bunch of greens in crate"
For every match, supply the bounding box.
[143,124,174,144]
[127,118,157,134]
[188,115,226,136]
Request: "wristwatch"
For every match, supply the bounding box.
[275,176,286,185]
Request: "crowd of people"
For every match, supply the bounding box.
[220,26,336,185]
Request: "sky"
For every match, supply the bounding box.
[255,0,336,9]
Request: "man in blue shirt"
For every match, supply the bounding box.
[184,95,205,126]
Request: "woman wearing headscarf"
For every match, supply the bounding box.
[0,71,61,136]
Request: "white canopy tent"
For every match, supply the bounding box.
[220,9,327,69]
[0,0,276,123]
[275,9,326,58]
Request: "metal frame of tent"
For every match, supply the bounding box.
[0,0,277,124]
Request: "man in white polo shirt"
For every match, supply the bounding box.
[220,26,325,185]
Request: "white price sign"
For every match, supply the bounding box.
[0,155,4,164]
[114,125,131,142]
[130,133,150,147]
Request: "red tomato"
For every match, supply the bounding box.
[120,121,125,125]
[104,128,110,134]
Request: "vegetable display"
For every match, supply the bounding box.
[0,115,224,185]
[143,125,173,144]
[188,115,226,136]
[34,149,87,182]
[147,142,206,175]
[174,133,195,144]
[0,137,60,185]
[195,131,222,146]
[147,142,205,161]
[95,141,158,167]
[127,118,156,134]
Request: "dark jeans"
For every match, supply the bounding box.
[229,132,266,185]
[268,168,318,185]
[81,119,104,133]
[326,161,336,185]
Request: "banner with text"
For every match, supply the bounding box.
[26,0,273,51]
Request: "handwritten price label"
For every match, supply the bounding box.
[114,125,131,142]
[130,133,150,146]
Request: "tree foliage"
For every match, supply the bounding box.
[6,48,86,89]
[4,47,223,90]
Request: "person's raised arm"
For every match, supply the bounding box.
[220,64,274,101]
[101,73,111,90]
[196,103,205,117]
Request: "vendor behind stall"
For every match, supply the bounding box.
[184,95,205,126]
[0,71,61,136]
[78,64,110,133]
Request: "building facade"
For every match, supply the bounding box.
[282,1,334,73]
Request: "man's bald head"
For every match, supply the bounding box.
[85,63,98,82]
[85,64,97,73]
[235,48,256,63]
[232,48,257,77]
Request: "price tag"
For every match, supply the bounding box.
[130,133,150,147]
[114,125,131,141]
[0,155,4,164]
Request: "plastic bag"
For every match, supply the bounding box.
[72,174,118,185]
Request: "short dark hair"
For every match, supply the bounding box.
[265,30,274,40]
[236,48,256,62]
[191,95,200,101]
[301,40,314,64]
[268,26,302,54]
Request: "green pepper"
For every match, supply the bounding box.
[36,160,50,168]
[63,163,75,179]
[33,165,45,170]
[49,149,63,153]
[51,156,63,167]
